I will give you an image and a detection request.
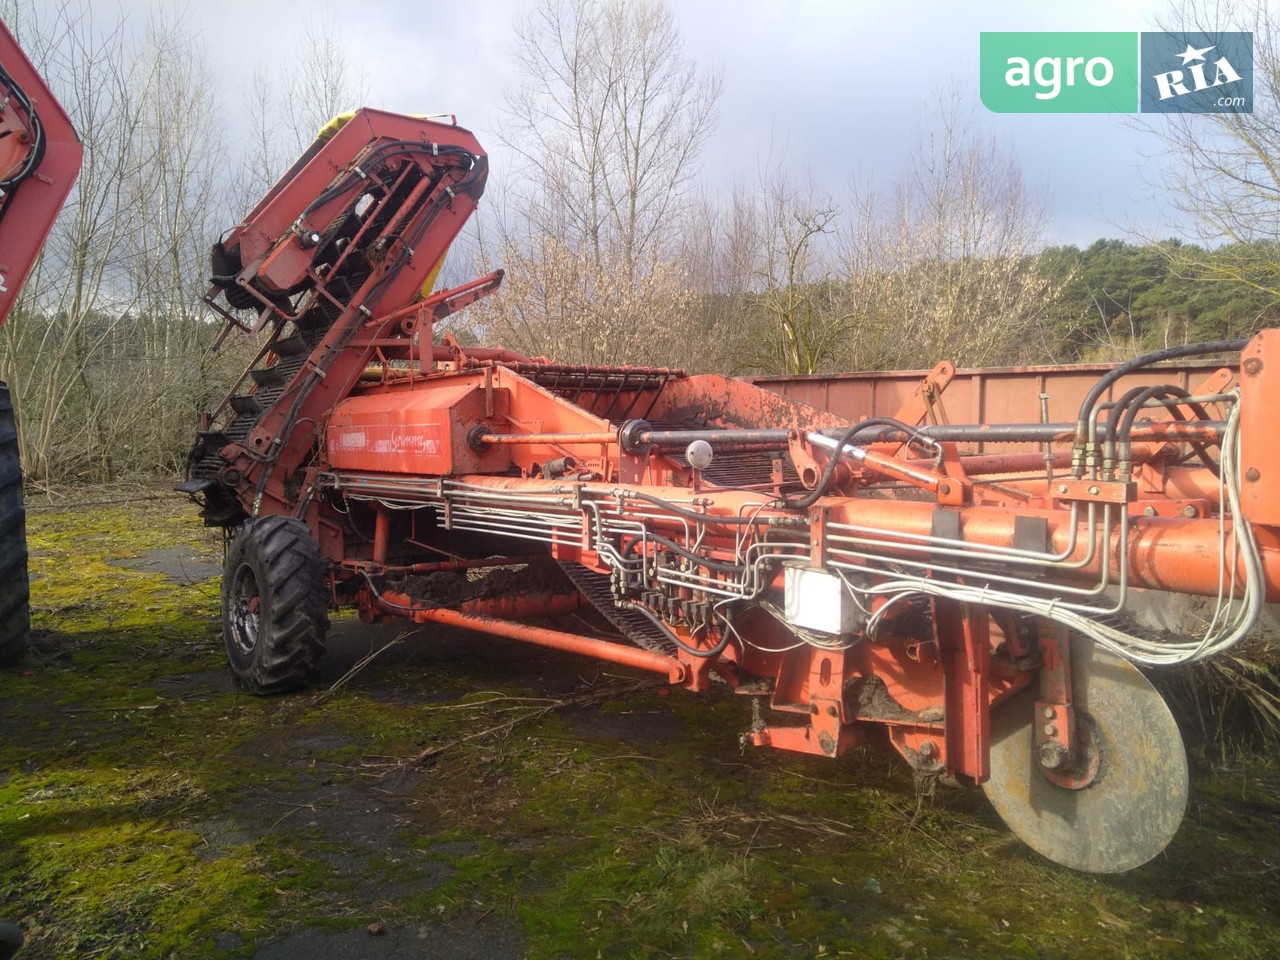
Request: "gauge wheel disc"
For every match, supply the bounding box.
[982,636,1188,873]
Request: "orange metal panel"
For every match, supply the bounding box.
[754,359,1234,455]
[649,374,846,431]
[327,380,511,474]
[1238,330,1280,525]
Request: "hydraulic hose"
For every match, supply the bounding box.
[618,599,731,659]
[1115,384,1218,478]
[1074,338,1247,444]
[781,417,936,510]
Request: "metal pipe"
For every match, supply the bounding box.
[471,422,1223,455]
[478,431,615,445]
[808,432,947,491]
[436,345,535,363]
[641,429,791,447]
[337,555,544,575]
[380,600,687,682]
[452,592,582,620]
[904,451,1076,475]
[461,360,685,378]
[474,428,793,448]
[1040,392,1053,487]
[821,421,1227,444]
[373,506,390,564]
[818,498,1277,601]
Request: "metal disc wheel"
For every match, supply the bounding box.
[982,636,1188,873]
[222,515,329,694]
[0,382,30,667]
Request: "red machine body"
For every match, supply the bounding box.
[187,109,1280,876]
[0,18,82,329]
[0,26,78,950]
[0,18,81,679]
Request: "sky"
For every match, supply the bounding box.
[54,0,1215,248]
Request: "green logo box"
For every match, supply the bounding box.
[981,32,1139,113]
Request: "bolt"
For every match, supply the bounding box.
[1182,504,1197,518]
[826,705,839,718]
[1039,741,1069,770]
[1246,467,1261,482]
[1143,506,1157,517]
[918,740,937,760]
[1088,485,1100,496]
[1244,357,1264,376]
[1043,722,1058,738]
[1058,484,1069,494]
[1042,706,1056,720]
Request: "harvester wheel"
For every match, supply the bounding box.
[0,381,30,667]
[982,636,1188,873]
[222,515,329,694]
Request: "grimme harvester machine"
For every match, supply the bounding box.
[182,108,1280,875]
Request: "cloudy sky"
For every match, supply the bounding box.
[60,0,1208,247]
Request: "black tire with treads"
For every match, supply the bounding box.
[0,382,29,667]
[222,515,329,694]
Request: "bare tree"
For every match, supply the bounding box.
[0,2,234,481]
[1146,0,1280,305]
[0,0,146,480]
[672,186,761,371]
[478,0,720,365]
[279,17,369,155]
[114,9,226,474]
[235,16,369,209]
[741,168,848,374]
[839,89,1057,369]
[500,0,720,267]
[238,65,287,206]
[471,234,699,366]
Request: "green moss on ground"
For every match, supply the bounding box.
[1,485,1277,958]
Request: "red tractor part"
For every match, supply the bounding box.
[0,18,83,666]
[185,108,1276,876]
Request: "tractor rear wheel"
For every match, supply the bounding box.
[222,515,329,694]
[0,382,30,667]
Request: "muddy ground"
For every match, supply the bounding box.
[1,487,1278,959]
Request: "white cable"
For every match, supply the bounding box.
[836,406,1261,667]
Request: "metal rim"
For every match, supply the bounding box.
[228,561,262,657]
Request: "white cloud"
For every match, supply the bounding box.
[33,0,1189,244]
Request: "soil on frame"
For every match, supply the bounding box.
[1,484,1278,960]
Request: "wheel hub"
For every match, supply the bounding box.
[229,563,262,656]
